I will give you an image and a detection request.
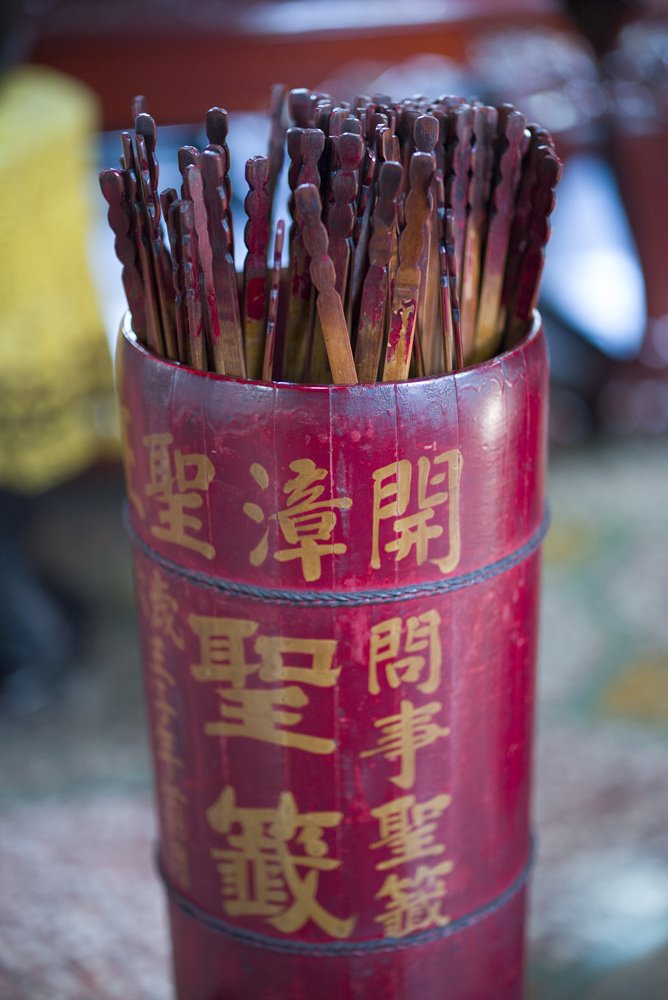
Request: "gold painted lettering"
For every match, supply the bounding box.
[207,786,356,938]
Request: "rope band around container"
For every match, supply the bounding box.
[124,505,549,607]
[158,844,533,957]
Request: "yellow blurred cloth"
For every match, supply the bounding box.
[0,65,116,493]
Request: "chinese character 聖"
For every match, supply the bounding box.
[143,432,215,559]
[370,792,452,870]
[189,614,339,754]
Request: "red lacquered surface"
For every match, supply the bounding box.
[116,313,548,1000]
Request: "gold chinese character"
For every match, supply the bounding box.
[374,862,453,938]
[243,459,352,582]
[360,699,450,789]
[370,450,462,574]
[369,610,441,696]
[207,786,356,938]
[120,405,146,519]
[162,782,190,888]
[370,793,452,870]
[143,432,215,559]
[189,615,339,754]
[148,569,185,649]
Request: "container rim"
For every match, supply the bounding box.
[119,310,542,393]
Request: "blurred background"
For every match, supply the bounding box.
[1,1,668,998]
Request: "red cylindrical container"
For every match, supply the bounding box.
[116,312,548,1000]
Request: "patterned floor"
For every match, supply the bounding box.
[1,438,667,999]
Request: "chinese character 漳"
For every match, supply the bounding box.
[368,610,441,696]
[143,432,215,559]
[370,792,452,870]
[243,459,352,582]
[207,786,356,938]
[374,862,453,938]
[189,614,339,754]
[370,450,462,574]
[360,699,450,789]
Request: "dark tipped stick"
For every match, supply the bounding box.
[267,83,287,215]
[309,132,362,381]
[281,127,313,380]
[133,130,178,356]
[434,172,454,373]
[294,184,358,385]
[327,133,363,302]
[133,131,176,346]
[354,160,403,382]
[243,155,271,379]
[205,108,234,256]
[182,163,223,370]
[288,88,313,128]
[198,156,247,378]
[413,114,439,156]
[120,131,135,174]
[299,128,325,187]
[166,200,189,364]
[414,114,440,373]
[460,105,498,362]
[178,145,201,181]
[498,133,549,337]
[474,110,526,362]
[510,151,561,338]
[135,112,160,222]
[439,243,454,373]
[382,152,435,381]
[178,200,206,371]
[347,146,377,336]
[285,127,304,239]
[262,220,286,381]
[132,95,146,119]
[99,168,147,341]
[450,105,472,284]
[445,208,464,371]
[133,201,164,356]
[160,187,178,225]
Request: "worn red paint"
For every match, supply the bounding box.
[245,274,266,321]
[116,312,548,1000]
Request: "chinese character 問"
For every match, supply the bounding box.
[368,609,441,696]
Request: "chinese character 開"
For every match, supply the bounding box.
[371,450,462,574]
